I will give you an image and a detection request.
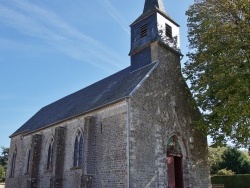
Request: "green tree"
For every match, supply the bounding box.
[219,147,250,174]
[184,0,250,147]
[0,147,9,182]
[0,165,5,182]
[208,146,227,174]
[242,149,250,173]
[0,147,9,171]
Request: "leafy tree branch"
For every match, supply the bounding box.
[184,0,250,147]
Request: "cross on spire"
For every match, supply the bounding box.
[143,0,166,13]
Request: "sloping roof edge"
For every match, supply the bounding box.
[129,61,159,97]
[10,63,158,138]
[10,97,126,138]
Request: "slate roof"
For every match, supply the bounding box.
[11,63,157,137]
[131,7,179,27]
[143,0,166,13]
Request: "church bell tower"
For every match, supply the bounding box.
[129,0,181,71]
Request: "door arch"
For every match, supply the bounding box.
[167,135,183,188]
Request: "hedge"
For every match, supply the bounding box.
[211,175,250,188]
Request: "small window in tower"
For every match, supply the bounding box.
[165,24,172,38]
[140,24,147,38]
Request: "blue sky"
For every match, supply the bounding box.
[0,0,194,148]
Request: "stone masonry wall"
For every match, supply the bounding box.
[5,101,127,188]
[53,127,67,188]
[5,134,32,188]
[129,42,211,188]
[30,134,43,188]
[91,102,127,188]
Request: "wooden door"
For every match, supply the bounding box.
[167,156,175,188]
[174,156,183,188]
[167,156,183,188]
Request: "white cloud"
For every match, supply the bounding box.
[97,0,130,34]
[0,0,127,72]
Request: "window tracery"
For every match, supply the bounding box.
[73,130,84,168]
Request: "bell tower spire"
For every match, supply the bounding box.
[143,0,166,13]
[129,0,181,71]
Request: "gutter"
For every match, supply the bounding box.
[126,97,131,188]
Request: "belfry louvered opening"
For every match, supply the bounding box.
[140,24,147,38]
[165,24,172,38]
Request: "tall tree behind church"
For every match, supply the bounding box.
[0,147,9,171]
[184,0,250,147]
[0,147,9,182]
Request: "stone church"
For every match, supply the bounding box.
[6,0,211,187]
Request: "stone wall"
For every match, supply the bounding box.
[5,101,127,188]
[5,133,31,188]
[92,103,127,188]
[53,127,67,188]
[5,41,211,188]
[129,42,211,188]
[30,134,43,188]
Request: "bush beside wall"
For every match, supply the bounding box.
[211,175,250,188]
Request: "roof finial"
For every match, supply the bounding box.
[143,0,166,13]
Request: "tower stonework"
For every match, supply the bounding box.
[128,0,211,187]
[129,0,180,71]
[128,43,211,187]
[5,1,211,188]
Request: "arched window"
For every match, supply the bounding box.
[73,130,84,168]
[79,135,83,167]
[46,138,54,170]
[10,147,17,177]
[26,148,31,174]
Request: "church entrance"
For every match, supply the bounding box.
[167,136,183,188]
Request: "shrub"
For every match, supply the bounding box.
[217,169,234,175]
[211,175,250,188]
